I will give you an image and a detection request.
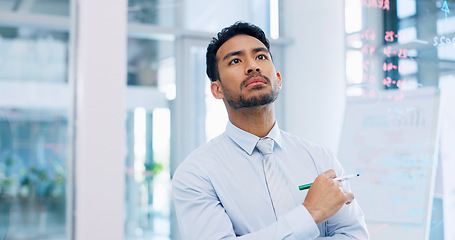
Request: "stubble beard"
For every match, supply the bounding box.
[222,74,280,110]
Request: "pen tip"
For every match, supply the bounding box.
[357,173,360,177]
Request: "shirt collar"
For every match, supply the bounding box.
[226,120,283,156]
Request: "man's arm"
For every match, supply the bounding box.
[172,161,320,240]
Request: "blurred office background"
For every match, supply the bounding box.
[0,0,454,239]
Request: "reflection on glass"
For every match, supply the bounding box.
[345,0,363,34]
[436,17,455,61]
[270,0,279,39]
[399,59,418,76]
[0,0,69,16]
[346,0,455,90]
[0,1,71,236]
[128,0,176,27]
[0,27,68,83]
[0,109,68,239]
[151,108,171,237]
[437,16,455,35]
[398,27,417,44]
[127,38,175,99]
[125,108,171,240]
[397,0,416,19]
[400,77,420,90]
[346,50,363,85]
[345,85,364,97]
[437,44,455,61]
[126,36,173,240]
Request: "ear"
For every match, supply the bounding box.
[276,71,282,89]
[211,81,224,99]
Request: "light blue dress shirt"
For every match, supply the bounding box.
[172,121,369,240]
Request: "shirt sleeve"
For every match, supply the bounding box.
[172,161,320,240]
[313,200,369,239]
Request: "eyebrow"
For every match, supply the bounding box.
[222,50,243,61]
[221,47,270,62]
[253,47,269,54]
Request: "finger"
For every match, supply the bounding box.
[338,186,349,194]
[345,192,355,205]
[334,180,344,188]
[322,169,337,179]
[338,186,354,203]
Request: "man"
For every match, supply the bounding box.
[172,22,369,239]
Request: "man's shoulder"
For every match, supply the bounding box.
[175,133,229,172]
[187,133,229,160]
[172,133,231,186]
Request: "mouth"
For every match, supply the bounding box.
[243,76,268,88]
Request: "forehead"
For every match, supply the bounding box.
[216,34,267,60]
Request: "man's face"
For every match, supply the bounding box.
[212,34,282,110]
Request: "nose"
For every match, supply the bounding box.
[246,59,261,74]
[247,67,261,74]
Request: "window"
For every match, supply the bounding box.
[0,1,72,239]
[0,1,280,239]
[125,1,280,239]
[125,38,173,239]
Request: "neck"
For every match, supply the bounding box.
[226,103,276,138]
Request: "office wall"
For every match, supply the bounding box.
[281,0,346,153]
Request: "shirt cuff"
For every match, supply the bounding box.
[281,205,320,239]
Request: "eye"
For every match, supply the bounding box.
[229,58,240,65]
[257,54,268,60]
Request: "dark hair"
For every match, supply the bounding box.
[206,22,270,82]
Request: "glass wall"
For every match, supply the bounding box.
[344,0,454,239]
[345,0,455,91]
[126,2,175,239]
[0,0,72,239]
[125,37,174,240]
[124,1,278,239]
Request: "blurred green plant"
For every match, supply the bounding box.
[144,162,163,179]
[0,155,66,198]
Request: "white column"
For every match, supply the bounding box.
[74,0,126,239]
[440,78,455,240]
[281,0,346,152]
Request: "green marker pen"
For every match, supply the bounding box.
[298,173,360,191]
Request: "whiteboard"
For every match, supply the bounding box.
[338,87,440,240]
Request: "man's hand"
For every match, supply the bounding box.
[302,169,354,224]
